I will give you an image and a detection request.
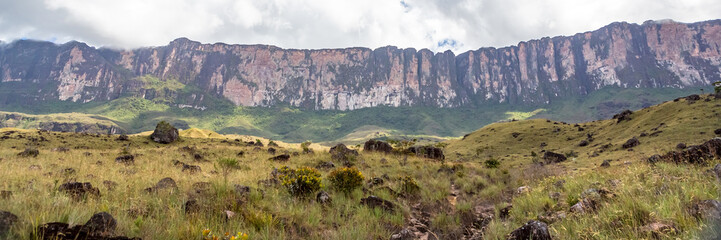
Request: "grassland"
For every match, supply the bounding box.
[0,93,719,239]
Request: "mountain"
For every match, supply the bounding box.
[1,19,720,111]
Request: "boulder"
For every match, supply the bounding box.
[18,148,39,157]
[507,220,552,240]
[600,160,611,168]
[612,110,633,123]
[315,161,335,169]
[267,147,276,155]
[184,200,200,214]
[363,140,393,153]
[114,155,134,165]
[268,154,290,162]
[578,140,589,147]
[360,196,396,213]
[685,94,701,101]
[83,212,117,237]
[329,144,359,162]
[652,138,721,164]
[145,177,178,193]
[59,182,100,199]
[149,121,179,144]
[676,143,687,149]
[407,146,445,160]
[181,164,201,174]
[0,211,18,235]
[115,135,129,141]
[316,191,332,205]
[622,137,640,149]
[715,128,721,135]
[543,151,567,163]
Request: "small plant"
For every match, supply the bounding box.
[328,167,364,194]
[202,228,249,240]
[714,81,721,93]
[216,158,239,186]
[398,176,420,195]
[300,141,312,153]
[484,158,500,169]
[278,166,322,197]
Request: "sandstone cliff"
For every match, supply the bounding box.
[1,19,720,110]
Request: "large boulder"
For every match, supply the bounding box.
[363,140,393,153]
[145,177,178,193]
[542,151,567,164]
[507,220,552,240]
[0,211,18,235]
[329,144,359,162]
[149,121,179,144]
[622,137,640,149]
[407,146,445,160]
[83,212,117,237]
[612,110,633,123]
[652,138,721,164]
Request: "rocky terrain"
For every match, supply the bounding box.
[0,93,719,239]
[1,19,720,111]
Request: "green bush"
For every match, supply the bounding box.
[328,167,364,193]
[278,166,322,197]
[484,158,500,168]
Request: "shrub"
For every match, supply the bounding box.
[278,166,322,197]
[398,176,420,195]
[300,141,312,153]
[328,167,364,193]
[484,158,500,168]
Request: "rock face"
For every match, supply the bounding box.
[150,121,178,144]
[2,20,721,110]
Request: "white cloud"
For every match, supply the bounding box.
[0,0,719,52]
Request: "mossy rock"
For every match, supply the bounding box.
[150,121,179,144]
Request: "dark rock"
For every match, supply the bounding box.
[578,140,589,147]
[145,177,178,193]
[149,121,178,144]
[686,94,701,101]
[600,160,611,168]
[83,212,116,237]
[268,154,290,162]
[407,146,445,160]
[569,198,597,213]
[18,148,39,157]
[612,110,633,123]
[181,164,201,174]
[184,200,200,214]
[329,144,359,162]
[236,150,245,157]
[539,142,547,148]
[499,204,513,220]
[542,151,567,163]
[193,153,204,162]
[652,138,721,164]
[36,221,140,240]
[114,155,134,165]
[688,199,721,221]
[676,143,687,149]
[267,147,276,155]
[234,185,251,197]
[115,135,129,141]
[511,132,521,138]
[367,177,384,187]
[316,161,335,169]
[715,128,721,135]
[61,168,76,175]
[622,137,640,149]
[390,228,415,240]
[647,154,662,164]
[59,182,100,199]
[316,191,332,205]
[360,196,396,213]
[363,139,393,153]
[507,220,552,240]
[0,211,18,235]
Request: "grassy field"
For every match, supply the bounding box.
[0,86,698,144]
[0,93,719,239]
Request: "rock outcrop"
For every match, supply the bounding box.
[1,20,721,110]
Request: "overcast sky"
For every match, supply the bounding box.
[0,0,719,53]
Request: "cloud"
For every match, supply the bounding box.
[0,0,719,53]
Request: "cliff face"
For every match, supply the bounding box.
[1,19,720,110]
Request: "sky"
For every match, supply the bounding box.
[0,0,719,53]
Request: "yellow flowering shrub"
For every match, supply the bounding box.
[278,166,322,197]
[202,228,249,240]
[328,167,364,193]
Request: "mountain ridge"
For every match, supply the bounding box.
[1,19,720,111]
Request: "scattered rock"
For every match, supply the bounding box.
[543,151,567,163]
[407,146,445,160]
[713,129,721,136]
[268,154,290,162]
[267,147,277,155]
[650,138,721,164]
[316,191,332,205]
[184,199,200,214]
[145,177,178,193]
[516,186,531,195]
[390,228,415,240]
[116,135,129,141]
[316,161,335,169]
[622,137,640,149]
[193,153,205,162]
[578,140,589,147]
[223,210,236,221]
[360,196,396,213]
[676,143,687,149]
[499,204,513,220]
[59,182,100,199]
[61,168,76,175]
[18,148,39,157]
[539,142,547,148]
[52,147,70,152]
[114,155,134,165]
[600,160,611,168]
[236,150,245,157]
[149,121,179,144]
[511,132,521,138]
[0,211,18,235]
[507,220,552,240]
[29,165,42,170]
[640,222,676,238]
[553,180,565,188]
[569,198,597,213]
[367,177,384,187]
[181,164,201,174]
[329,144,359,162]
[363,139,393,153]
[612,110,633,123]
[688,199,721,221]
[83,212,117,237]
[233,185,251,197]
[686,94,701,102]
